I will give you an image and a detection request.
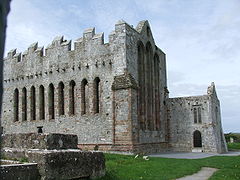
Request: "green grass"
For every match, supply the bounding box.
[228,142,240,150]
[97,153,240,180]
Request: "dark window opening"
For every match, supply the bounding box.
[48,84,55,119]
[58,82,65,116]
[94,77,100,114]
[22,87,27,121]
[14,88,19,122]
[81,79,88,115]
[30,86,36,120]
[69,80,76,115]
[39,85,45,120]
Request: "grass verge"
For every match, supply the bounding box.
[228,142,240,150]
[97,153,240,180]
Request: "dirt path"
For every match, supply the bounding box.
[176,167,218,180]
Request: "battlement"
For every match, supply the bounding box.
[4,20,154,62]
[4,20,151,62]
[3,20,159,83]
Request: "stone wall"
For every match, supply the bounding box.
[1,19,227,154]
[168,83,227,153]
[1,20,169,153]
[2,133,78,150]
[1,22,127,146]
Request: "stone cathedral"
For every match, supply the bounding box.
[1,20,227,153]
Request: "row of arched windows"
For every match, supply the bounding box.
[13,78,101,122]
[137,41,161,131]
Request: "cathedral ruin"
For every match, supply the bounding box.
[1,20,227,153]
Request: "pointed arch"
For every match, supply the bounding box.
[154,53,160,130]
[48,83,55,119]
[69,80,76,115]
[193,130,202,147]
[81,79,88,115]
[58,82,65,116]
[39,85,45,120]
[13,88,19,122]
[30,86,36,120]
[22,87,27,121]
[146,42,153,130]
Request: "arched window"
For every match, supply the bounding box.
[154,53,160,130]
[93,77,100,114]
[193,130,202,147]
[39,85,45,120]
[22,87,27,121]
[137,42,146,130]
[81,79,88,115]
[58,82,64,116]
[193,106,202,123]
[69,80,76,115]
[30,86,36,120]
[198,107,201,123]
[48,83,55,119]
[146,42,153,130]
[194,108,197,123]
[13,88,19,122]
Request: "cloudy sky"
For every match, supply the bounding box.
[4,0,240,132]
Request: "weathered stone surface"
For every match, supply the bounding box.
[1,20,227,154]
[112,72,138,90]
[28,150,105,180]
[168,83,228,153]
[2,133,78,150]
[1,132,105,179]
[2,148,105,180]
[0,163,40,180]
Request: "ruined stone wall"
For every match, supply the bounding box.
[1,19,226,154]
[1,20,168,153]
[1,22,129,146]
[168,83,227,153]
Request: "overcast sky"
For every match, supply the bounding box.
[4,0,240,132]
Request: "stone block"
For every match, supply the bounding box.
[2,133,78,150]
[0,163,40,180]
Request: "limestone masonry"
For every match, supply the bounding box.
[1,20,227,153]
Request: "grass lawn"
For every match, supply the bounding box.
[97,153,240,180]
[228,142,240,150]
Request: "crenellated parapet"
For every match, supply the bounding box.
[3,20,154,83]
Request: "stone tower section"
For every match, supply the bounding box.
[112,20,168,153]
[1,20,168,153]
